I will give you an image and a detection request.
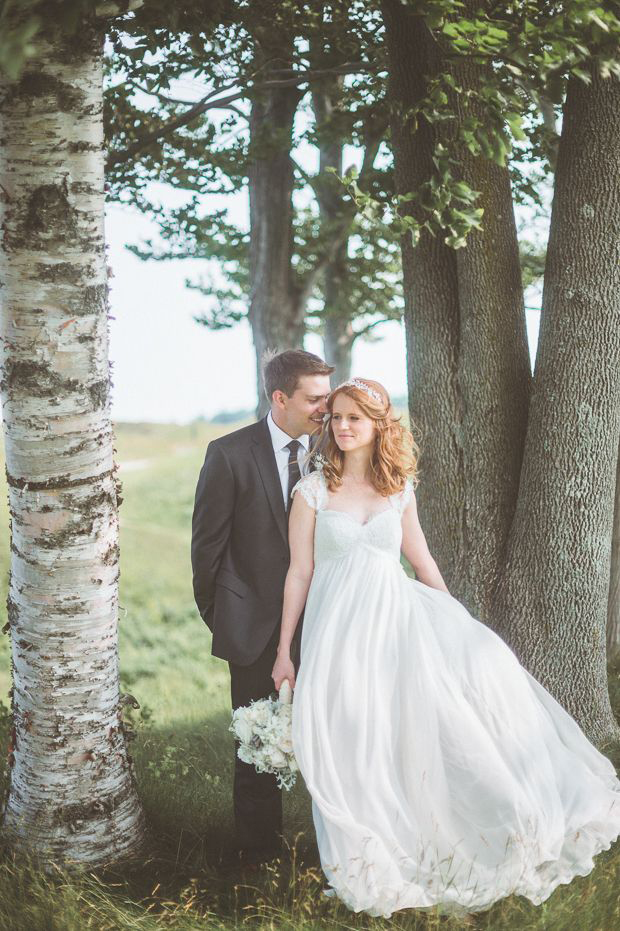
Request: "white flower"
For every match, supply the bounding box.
[231,714,253,745]
[248,702,271,727]
[237,744,254,765]
[267,747,287,768]
[227,693,299,790]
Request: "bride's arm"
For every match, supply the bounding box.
[400,490,450,594]
[271,492,316,691]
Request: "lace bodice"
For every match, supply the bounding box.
[291,471,414,568]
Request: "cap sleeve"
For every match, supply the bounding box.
[392,479,415,515]
[291,471,327,512]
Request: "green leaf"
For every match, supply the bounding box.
[506,112,526,142]
[452,181,477,202]
[442,22,460,38]
[572,67,592,84]
[588,11,610,31]
[445,233,468,249]
[425,8,444,29]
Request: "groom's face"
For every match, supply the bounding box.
[273,374,331,437]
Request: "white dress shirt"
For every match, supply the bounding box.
[267,410,311,506]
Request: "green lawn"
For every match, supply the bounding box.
[0,422,618,930]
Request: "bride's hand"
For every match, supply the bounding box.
[272,649,296,692]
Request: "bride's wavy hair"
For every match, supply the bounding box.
[312,378,421,496]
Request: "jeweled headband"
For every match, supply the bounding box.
[335,378,383,404]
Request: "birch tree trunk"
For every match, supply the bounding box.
[607,438,620,661]
[493,66,620,745]
[0,16,147,864]
[249,34,304,417]
[382,0,530,621]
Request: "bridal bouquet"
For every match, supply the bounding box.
[229,680,298,790]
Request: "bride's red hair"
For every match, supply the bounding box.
[313,379,420,496]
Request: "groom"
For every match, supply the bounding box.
[191,348,333,866]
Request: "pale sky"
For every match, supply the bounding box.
[105,199,542,424]
[105,198,407,422]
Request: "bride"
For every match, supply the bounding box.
[271,377,620,918]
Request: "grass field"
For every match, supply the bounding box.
[0,421,619,930]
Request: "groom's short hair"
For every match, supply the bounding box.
[262,349,334,402]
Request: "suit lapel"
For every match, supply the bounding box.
[252,416,288,547]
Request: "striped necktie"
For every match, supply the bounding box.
[286,440,302,512]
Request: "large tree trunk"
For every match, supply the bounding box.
[323,311,354,387]
[608,438,620,661]
[0,17,147,863]
[450,51,531,621]
[382,1,530,621]
[311,78,354,385]
[493,67,620,745]
[248,36,304,417]
[382,2,463,595]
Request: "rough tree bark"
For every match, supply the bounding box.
[608,439,620,662]
[249,33,304,416]
[323,310,354,387]
[311,77,354,385]
[382,0,530,621]
[383,1,462,594]
[0,17,147,863]
[493,66,620,745]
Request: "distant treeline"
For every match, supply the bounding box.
[206,396,409,425]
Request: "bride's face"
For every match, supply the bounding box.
[331,395,376,453]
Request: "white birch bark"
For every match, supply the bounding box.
[0,16,146,864]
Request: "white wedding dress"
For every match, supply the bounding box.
[290,470,620,918]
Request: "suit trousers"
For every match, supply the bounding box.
[229,623,300,860]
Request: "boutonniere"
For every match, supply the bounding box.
[312,453,327,473]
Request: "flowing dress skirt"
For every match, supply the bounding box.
[292,545,620,917]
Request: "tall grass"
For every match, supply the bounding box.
[0,422,618,930]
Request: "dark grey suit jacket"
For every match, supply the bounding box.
[191,415,308,666]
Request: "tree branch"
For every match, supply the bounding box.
[296,224,352,310]
[291,157,316,189]
[126,78,251,122]
[257,61,373,80]
[295,117,388,306]
[95,0,143,19]
[126,78,239,107]
[107,63,380,169]
[107,87,247,167]
[353,316,394,338]
[358,116,389,185]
